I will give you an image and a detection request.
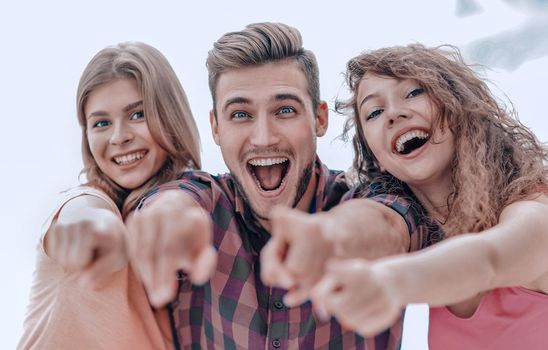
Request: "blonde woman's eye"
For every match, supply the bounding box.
[407,88,424,98]
[232,111,250,120]
[93,120,111,128]
[130,111,145,120]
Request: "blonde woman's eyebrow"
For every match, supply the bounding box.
[123,100,143,112]
[87,100,143,119]
[87,110,109,119]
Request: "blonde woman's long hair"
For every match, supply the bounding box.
[77,41,201,217]
[337,44,547,236]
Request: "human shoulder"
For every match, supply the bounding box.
[137,170,236,213]
[61,185,116,207]
[349,174,443,250]
[180,170,237,201]
[499,192,548,220]
[39,185,119,252]
[487,193,548,292]
[316,162,349,211]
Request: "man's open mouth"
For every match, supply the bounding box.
[247,157,290,192]
[393,129,430,155]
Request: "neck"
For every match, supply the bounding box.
[408,177,453,224]
[296,171,318,212]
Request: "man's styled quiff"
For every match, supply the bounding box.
[206,22,320,117]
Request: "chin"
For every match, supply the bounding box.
[116,177,147,190]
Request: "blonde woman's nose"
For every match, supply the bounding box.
[110,122,134,145]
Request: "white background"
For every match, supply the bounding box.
[1,1,547,348]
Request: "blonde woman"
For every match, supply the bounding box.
[19,42,204,350]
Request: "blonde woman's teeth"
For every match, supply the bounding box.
[114,151,146,165]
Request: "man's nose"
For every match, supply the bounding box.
[249,115,280,147]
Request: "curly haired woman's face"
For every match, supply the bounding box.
[85,78,168,190]
[357,73,455,191]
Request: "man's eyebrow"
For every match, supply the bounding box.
[274,93,304,106]
[87,100,143,119]
[222,97,250,112]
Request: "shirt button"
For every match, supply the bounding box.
[272,339,281,348]
[273,300,284,310]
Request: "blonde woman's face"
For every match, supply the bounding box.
[357,73,455,191]
[85,78,168,190]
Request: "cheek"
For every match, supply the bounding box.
[152,147,168,164]
[444,135,456,159]
[218,130,243,162]
[221,144,239,167]
[362,128,380,154]
[289,122,315,146]
[146,139,168,169]
[87,134,103,160]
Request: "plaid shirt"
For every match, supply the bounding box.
[353,174,443,252]
[139,158,439,350]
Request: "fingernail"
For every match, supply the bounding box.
[152,286,172,306]
[341,321,354,332]
[283,293,297,307]
[314,306,330,322]
[279,273,294,289]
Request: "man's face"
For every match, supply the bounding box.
[211,61,328,221]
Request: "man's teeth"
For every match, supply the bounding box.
[248,157,288,166]
[395,130,430,153]
[114,151,146,165]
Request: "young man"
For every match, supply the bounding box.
[126,22,434,349]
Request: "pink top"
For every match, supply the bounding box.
[18,186,172,350]
[429,287,548,350]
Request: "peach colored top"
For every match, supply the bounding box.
[429,287,548,350]
[18,187,173,350]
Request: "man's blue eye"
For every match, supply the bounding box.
[93,120,111,128]
[130,111,145,120]
[407,88,424,98]
[366,109,383,121]
[278,106,295,114]
[232,111,249,120]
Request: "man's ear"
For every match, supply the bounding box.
[209,110,220,146]
[315,101,329,137]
